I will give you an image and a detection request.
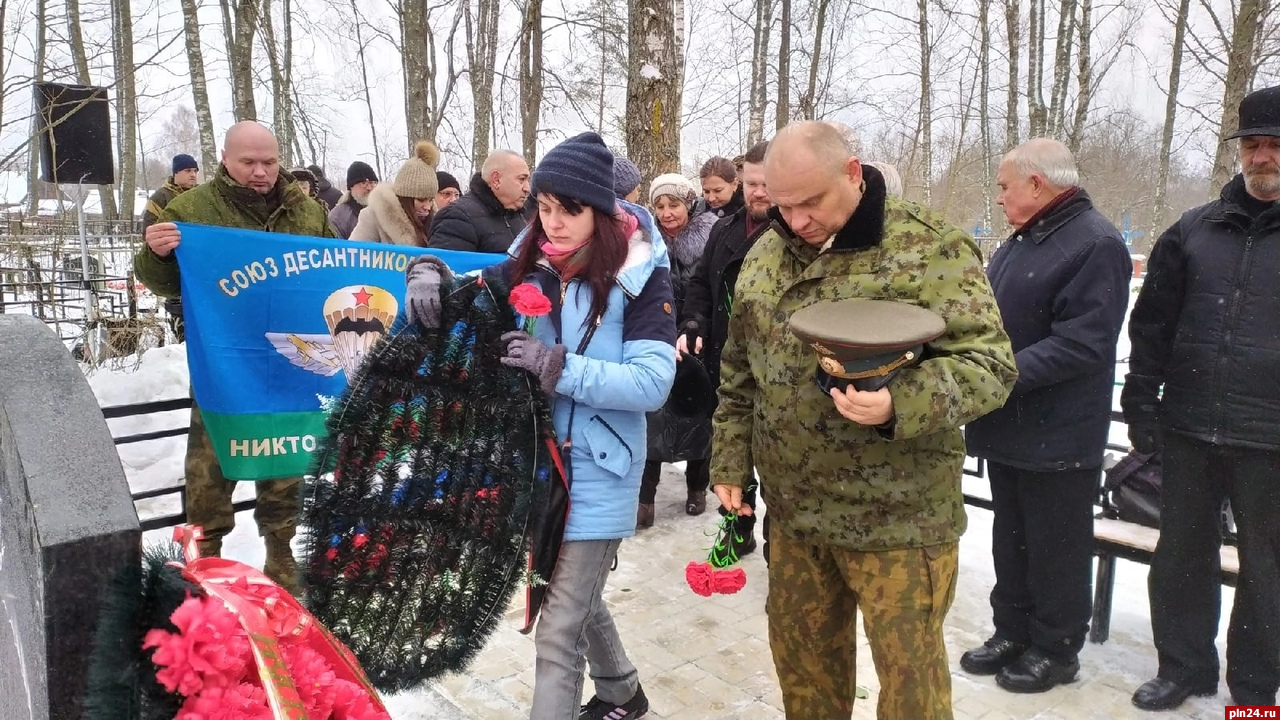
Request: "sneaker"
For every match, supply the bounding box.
[580,684,649,719]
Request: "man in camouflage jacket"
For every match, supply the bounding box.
[711,121,1017,720]
[143,153,202,338]
[134,121,334,593]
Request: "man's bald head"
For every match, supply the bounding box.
[222,121,280,193]
[482,150,531,210]
[763,121,865,246]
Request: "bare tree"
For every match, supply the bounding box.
[1066,0,1092,154]
[26,0,48,215]
[113,0,138,216]
[465,0,501,169]
[519,0,544,165]
[980,0,995,229]
[1004,0,1021,149]
[179,0,218,171]
[1047,0,1078,137]
[1027,0,1048,136]
[1209,0,1266,194]
[400,0,433,144]
[798,0,832,120]
[221,0,260,120]
[915,0,933,203]
[350,0,384,175]
[626,0,683,188]
[1152,0,1191,235]
[746,0,774,145]
[776,0,791,129]
[65,0,119,219]
[259,0,296,165]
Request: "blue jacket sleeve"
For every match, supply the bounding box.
[1011,234,1133,396]
[554,269,677,412]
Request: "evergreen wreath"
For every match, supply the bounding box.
[300,271,556,692]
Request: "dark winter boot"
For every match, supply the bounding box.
[263,529,300,595]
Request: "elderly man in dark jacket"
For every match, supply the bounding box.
[1123,85,1280,712]
[428,150,531,253]
[963,138,1132,693]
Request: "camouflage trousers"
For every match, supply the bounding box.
[767,523,959,720]
[186,399,299,555]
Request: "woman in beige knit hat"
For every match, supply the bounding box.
[350,141,441,246]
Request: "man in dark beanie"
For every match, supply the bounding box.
[329,160,380,239]
[1126,84,1280,711]
[435,170,461,212]
[308,163,342,208]
[143,153,202,340]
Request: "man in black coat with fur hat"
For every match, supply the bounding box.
[1124,84,1280,712]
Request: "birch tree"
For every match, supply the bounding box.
[1152,0,1190,234]
[400,0,432,143]
[1027,0,1048,136]
[980,0,994,229]
[746,0,773,145]
[775,0,791,129]
[1047,0,1078,137]
[179,0,218,171]
[113,0,138,216]
[798,0,831,120]
[1067,0,1091,154]
[259,0,296,164]
[221,0,260,120]
[65,0,119,219]
[465,0,501,169]
[1004,0,1021,149]
[626,0,683,188]
[1209,0,1266,194]
[26,0,47,215]
[916,0,933,203]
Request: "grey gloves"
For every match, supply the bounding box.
[404,256,452,330]
[501,331,568,395]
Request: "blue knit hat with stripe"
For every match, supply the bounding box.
[531,132,617,215]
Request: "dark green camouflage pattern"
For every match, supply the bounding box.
[712,197,1017,551]
[768,524,959,719]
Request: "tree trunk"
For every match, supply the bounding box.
[1067,0,1092,155]
[799,0,830,120]
[980,0,994,230]
[519,0,544,166]
[113,0,138,218]
[258,0,295,165]
[26,0,46,215]
[775,0,791,129]
[180,0,218,171]
[66,0,119,218]
[1152,0,1190,236]
[917,0,932,203]
[625,0,682,190]
[351,0,384,175]
[466,0,500,169]
[226,0,260,120]
[1004,0,1020,150]
[1048,0,1078,137]
[1209,0,1265,195]
[746,0,774,145]
[1027,0,1048,137]
[400,0,432,144]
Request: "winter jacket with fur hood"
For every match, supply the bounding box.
[349,184,428,246]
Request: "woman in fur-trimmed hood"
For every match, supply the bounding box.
[350,141,441,246]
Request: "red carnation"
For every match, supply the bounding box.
[684,561,714,597]
[685,560,746,596]
[511,283,552,317]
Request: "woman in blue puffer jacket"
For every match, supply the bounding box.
[402,132,676,720]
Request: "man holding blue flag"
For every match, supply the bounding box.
[134,120,335,591]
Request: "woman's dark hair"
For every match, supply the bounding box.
[509,193,630,325]
[699,156,737,183]
[397,195,429,246]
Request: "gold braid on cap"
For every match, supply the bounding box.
[818,350,916,380]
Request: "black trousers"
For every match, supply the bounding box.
[1151,431,1280,702]
[988,461,1099,660]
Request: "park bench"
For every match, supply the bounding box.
[962,408,1240,644]
[101,396,257,532]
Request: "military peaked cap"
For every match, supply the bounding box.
[788,299,946,393]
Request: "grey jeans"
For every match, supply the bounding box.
[530,538,640,720]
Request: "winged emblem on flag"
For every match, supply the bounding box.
[266,284,399,383]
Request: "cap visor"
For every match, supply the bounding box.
[1226,126,1280,140]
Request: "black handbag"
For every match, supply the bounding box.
[1102,451,1163,529]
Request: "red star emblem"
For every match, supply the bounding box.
[352,287,373,306]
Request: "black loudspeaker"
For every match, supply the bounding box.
[34,82,115,185]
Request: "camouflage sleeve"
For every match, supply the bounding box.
[710,298,756,489]
[132,199,187,298]
[886,228,1017,440]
